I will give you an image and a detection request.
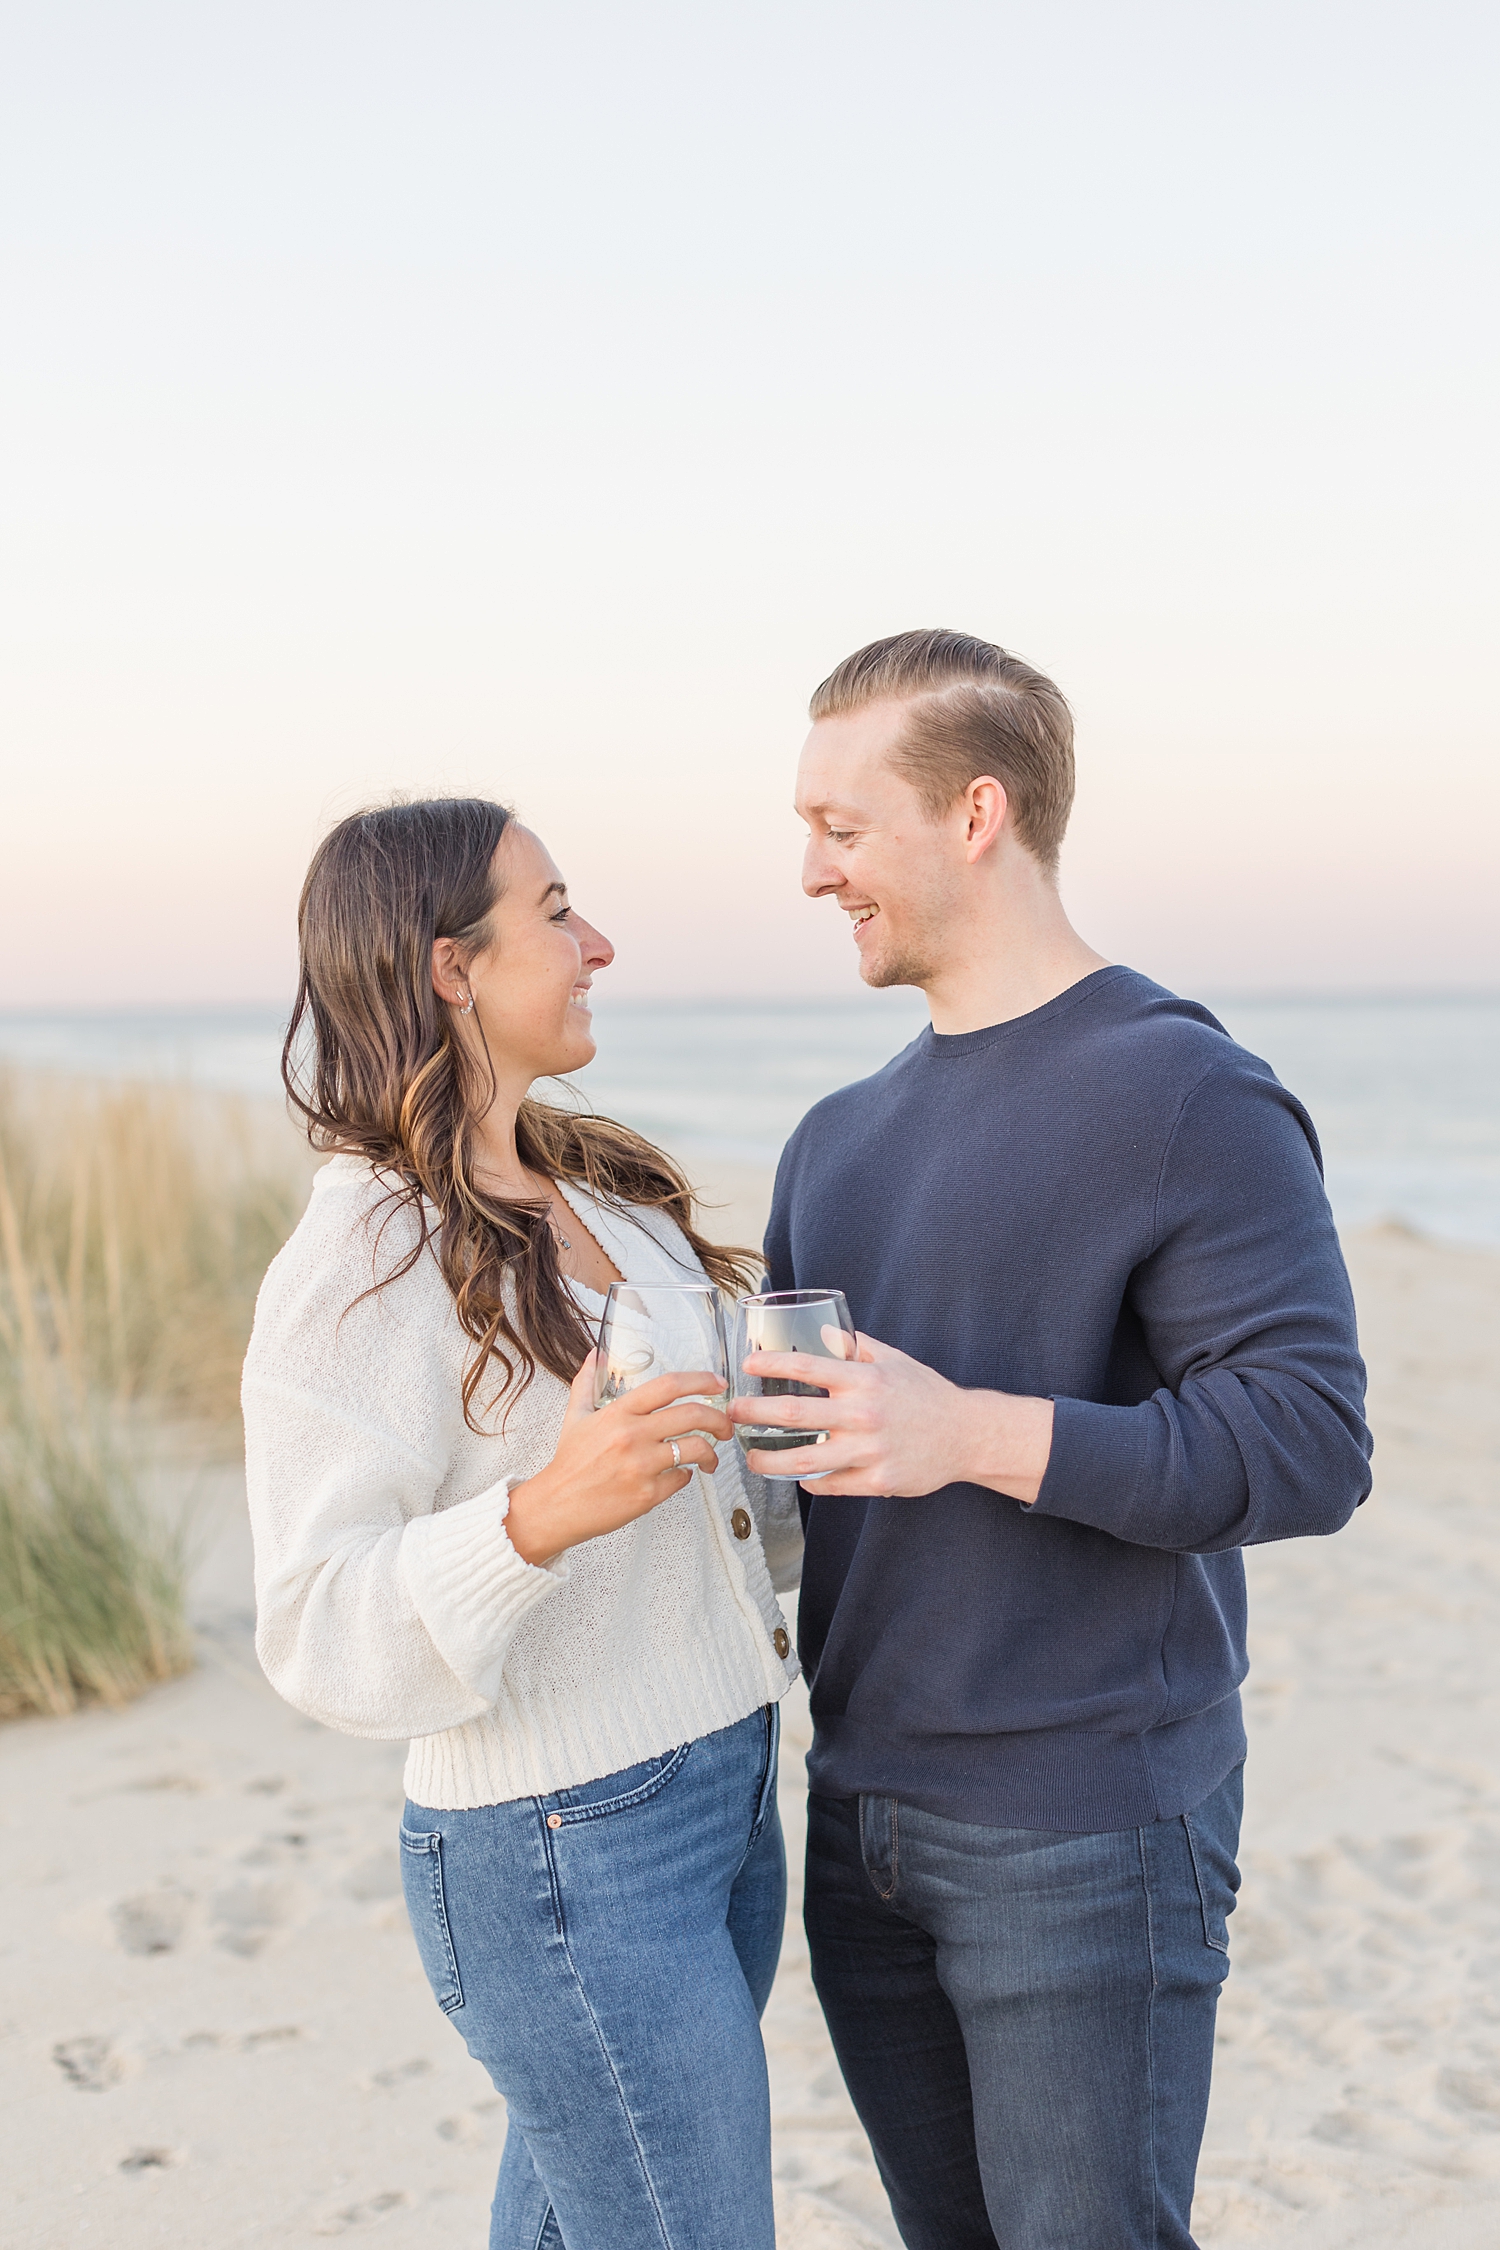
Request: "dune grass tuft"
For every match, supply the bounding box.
[0,1070,312,1717]
[0,1072,310,1423]
[0,1367,191,1717]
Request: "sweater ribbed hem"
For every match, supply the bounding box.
[805,1693,1247,1833]
[400,1483,563,1704]
[403,1623,794,1809]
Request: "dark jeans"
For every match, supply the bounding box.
[804,1765,1242,2250]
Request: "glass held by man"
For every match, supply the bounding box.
[731,1288,857,1477]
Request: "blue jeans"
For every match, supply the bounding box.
[401,1705,785,2250]
[805,1764,1243,2250]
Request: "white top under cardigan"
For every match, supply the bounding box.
[242,1156,802,1811]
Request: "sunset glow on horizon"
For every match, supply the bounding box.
[2,2,1495,1007]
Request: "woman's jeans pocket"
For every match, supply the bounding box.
[400,1822,464,2013]
[1183,1761,1244,1956]
[540,1739,693,1827]
[749,1702,780,1845]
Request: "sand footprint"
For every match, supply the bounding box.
[113,1888,192,1956]
[774,2184,893,2249]
[53,2036,124,2092]
[1341,1829,1461,1901]
[238,1829,310,1866]
[1437,2067,1500,2123]
[178,2024,306,2055]
[344,1852,402,1902]
[313,2188,411,2234]
[211,1880,293,1956]
[435,2097,503,2147]
[364,2056,433,2090]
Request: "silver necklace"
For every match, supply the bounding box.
[532,1175,572,1251]
[484,1165,572,1251]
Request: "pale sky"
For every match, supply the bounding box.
[2,0,1495,1004]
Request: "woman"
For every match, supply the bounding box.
[243,797,802,2250]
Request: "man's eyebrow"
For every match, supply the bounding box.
[799,801,866,820]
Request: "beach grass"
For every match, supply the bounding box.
[0,1366,191,1717]
[0,1070,311,1717]
[0,1071,308,1422]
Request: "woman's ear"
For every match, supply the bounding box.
[431,935,467,1007]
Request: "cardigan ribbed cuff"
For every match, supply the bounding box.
[399,1481,564,1707]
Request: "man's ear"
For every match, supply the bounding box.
[964,776,1008,861]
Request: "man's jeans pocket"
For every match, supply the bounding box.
[400,1825,464,2013]
[1182,1762,1244,1956]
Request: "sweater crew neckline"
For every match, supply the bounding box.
[920,965,1130,1058]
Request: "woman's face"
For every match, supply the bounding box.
[451,824,614,1084]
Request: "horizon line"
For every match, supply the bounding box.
[2,984,1499,1019]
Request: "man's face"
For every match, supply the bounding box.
[795,698,966,990]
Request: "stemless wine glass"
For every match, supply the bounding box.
[731,1288,858,1479]
[593,1282,730,1409]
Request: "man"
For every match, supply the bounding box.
[727,630,1372,2250]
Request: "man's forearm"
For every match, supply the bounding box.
[731,1335,1057,1501]
[952,1389,1055,1508]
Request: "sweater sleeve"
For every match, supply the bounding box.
[764,1141,797,1295]
[243,1234,565,1741]
[1031,1059,1373,1553]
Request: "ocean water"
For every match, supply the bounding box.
[1,991,1497,1247]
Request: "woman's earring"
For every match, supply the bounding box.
[458,989,475,1015]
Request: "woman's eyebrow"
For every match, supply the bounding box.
[540,880,568,905]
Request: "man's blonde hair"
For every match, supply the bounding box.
[809,628,1075,873]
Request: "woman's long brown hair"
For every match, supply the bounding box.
[283,797,761,1427]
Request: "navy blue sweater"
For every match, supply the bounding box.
[766,967,1372,1832]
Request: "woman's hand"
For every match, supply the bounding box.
[505,1353,732,1567]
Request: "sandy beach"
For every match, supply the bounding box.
[3,1198,1498,2249]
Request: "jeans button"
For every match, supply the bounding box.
[731,1508,752,1540]
[773,1627,790,1659]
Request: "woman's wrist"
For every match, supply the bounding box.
[504,1474,570,1568]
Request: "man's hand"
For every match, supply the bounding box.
[727,1331,1055,1503]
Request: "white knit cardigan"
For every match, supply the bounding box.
[243,1156,802,1810]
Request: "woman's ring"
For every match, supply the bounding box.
[666,1438,682,1470]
